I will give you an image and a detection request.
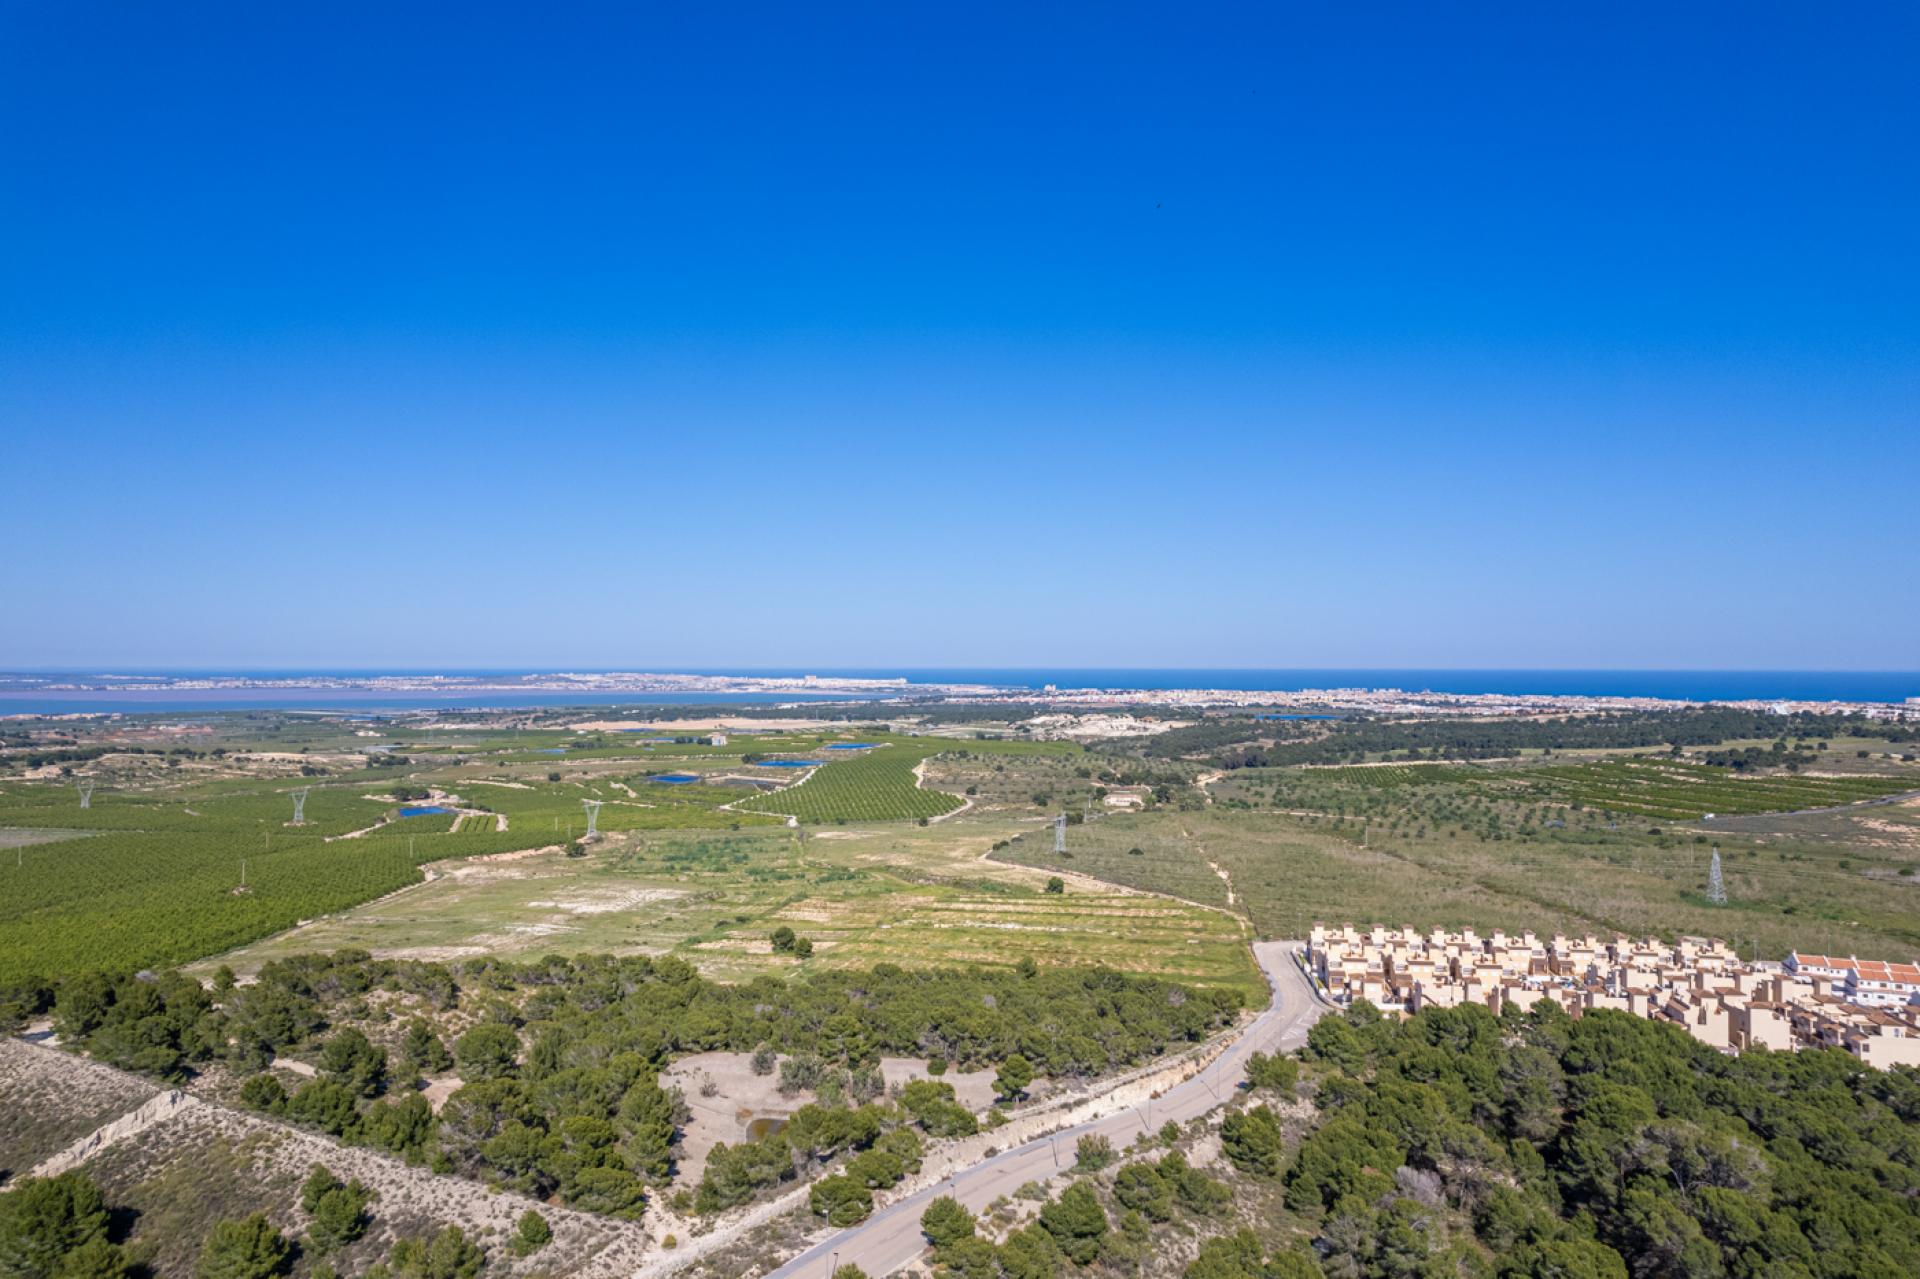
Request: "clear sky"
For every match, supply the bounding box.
[3,4,1915,671]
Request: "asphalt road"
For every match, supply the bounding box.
[768,941,1323,1278]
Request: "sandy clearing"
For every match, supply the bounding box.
[380,944,495,961]
[462,843,567,864]
[526,887,688,915]
[770,904,843,924]
[692,937,781,954]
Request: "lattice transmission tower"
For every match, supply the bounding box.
[583,799,604,839]
[1706,846,1727,905]
[291,787,311,824]
[77,781,95,809]
[1054,814,1067,854]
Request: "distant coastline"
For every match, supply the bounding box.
[1,667,1916,715]
[769,668,1920,704]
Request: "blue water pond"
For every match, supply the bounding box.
[649,774,700,784]
[401,805,453,816]
[827,743,879,750]
[759,759,821,767]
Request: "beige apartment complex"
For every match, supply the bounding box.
[1306,923,1920,1070]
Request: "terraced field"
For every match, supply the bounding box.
[199,821,1265,998]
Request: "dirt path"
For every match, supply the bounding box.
[1207,859,1236,907]
[1175,823,1239,910]
[915,760,973,823]
[973,835,1156,901]
[1689,787,1920,831]
[724,764,821,818]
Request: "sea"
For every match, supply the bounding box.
[1,668,1917,714]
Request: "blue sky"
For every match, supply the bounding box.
[3,4,1915,670]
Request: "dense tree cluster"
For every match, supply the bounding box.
[923,1190,1089,1277]
[1239,999,1920,1279]
[1697,743,1818,771]
[0,1172,132,1279]
[38,948,1231,1225]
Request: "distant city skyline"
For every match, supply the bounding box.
[3,6,1916,669]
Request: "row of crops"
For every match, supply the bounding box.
[0,770,784,983]
[1519,759,1916,821]
[0,779,553,983]
[464,774,776,835]
[741,736,1077,823]
[0,733,1082,980]
[1299,765,1475,788]
[744,742,964,822]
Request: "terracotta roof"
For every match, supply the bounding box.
[1791,952,1857,971]
[1852,960,1920,984]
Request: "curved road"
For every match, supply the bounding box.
[769,941,1322,1278]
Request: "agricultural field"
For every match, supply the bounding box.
[740,736,1078,824]
[198,819,1264,1001]
[0,765,774,984]
[998,767,1920,962]
[920,748,1196,818]
[1520,757,1918,820]
[1212,756,1919,825]
[1288,764,1476,787]
[0,721,1098,988]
